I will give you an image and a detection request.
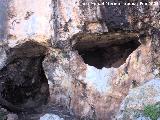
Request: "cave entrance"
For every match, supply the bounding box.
[0,41,49,111]
[72,32,141,69]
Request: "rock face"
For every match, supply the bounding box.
[7,0,52,47]
[43,39,154,119]
[116,79,160,120]
[0,46,7,70]
[0,0,160,120]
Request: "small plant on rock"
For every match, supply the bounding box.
[144,104,160,120]
[0,111,7,120]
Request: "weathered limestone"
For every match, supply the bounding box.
[0,0,159,119]
[40,114,64,120]
[7,113,18,120]
[117,79,160,120]
[0,0,8,40]
[7,0,52,47]
[71,32,139,50]
[0,46,7,70]
[47,1,159,119]
[43,39,153,119]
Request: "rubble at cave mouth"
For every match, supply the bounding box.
[73,32,141,69]
[0,41,49,111]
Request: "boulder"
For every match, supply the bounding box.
[117,79,160,120]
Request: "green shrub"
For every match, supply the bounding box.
[144,104,160,120]
[0,111,7,120]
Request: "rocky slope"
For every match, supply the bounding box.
[0,0,160,120]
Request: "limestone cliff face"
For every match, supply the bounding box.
[0,0,160,120]
[6,0,52,47]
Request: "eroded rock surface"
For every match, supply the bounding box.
[7,113,18,120]
[40,114,64,120]
[7,0,52,48]
[43,39,153,119]
[116,79,160,120]
[0,0,159,119]
[0,46,7,70]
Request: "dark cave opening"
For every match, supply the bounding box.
[0,41,49,111]
[76,39,140,69]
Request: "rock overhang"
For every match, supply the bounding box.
[71,31,141,69]
[71,31,140,51]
